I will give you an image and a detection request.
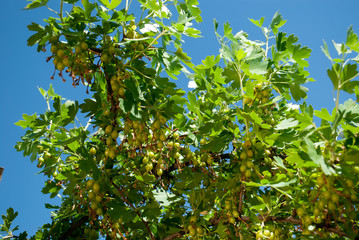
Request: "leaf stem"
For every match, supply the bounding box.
[264,30,269,59]
[335,88,340,114]
[46,5,58,15]
[124,30,167,67]
[236,67,250,136]
[125,0,133,17]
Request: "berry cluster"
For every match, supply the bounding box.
[187,215,204,237]
[49,36,94,84]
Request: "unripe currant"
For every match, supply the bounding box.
[243,140,251,149]
[56,62,65,71]
[118,87,125,96]
[111,130,118,139]
[101,53,110,63]
[89,147,97,156]
[105,125,113,135]
[81,41,88,50]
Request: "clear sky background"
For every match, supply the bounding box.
[0,0,358,237]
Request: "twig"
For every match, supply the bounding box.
[238,182,245,215]
[0,167,4,182]
[2,234,18,239]
[163,231,185,240]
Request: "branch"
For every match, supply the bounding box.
[0,167,4,182]
[163,231,185,240]
[165,215,348,239]
[2,235,18,239]
[58,216,88,240]
[136,212,156,240]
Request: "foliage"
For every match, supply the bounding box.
[2,0,359,239]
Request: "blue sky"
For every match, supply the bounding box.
[0,0,358,237]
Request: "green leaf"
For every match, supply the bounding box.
[99,0,122,10]
[152,189,179,207]
[327,63,340,90]
[328,63,359,93]
[0,208,19,234]
[186,0,202,22]
[96,4,111,21]
[275,118,299,130]
[346,26,359,52]
[332,40,345,55]
[275,32,285,52]
[79,98,98,117]
[248,59,268,75]
[244,178,296,198]
[27,31,47,46]
[63,0,79,3]
[135,173,155,183]
[237,109,271,129]
[303,138,335,175]
[27,22,44,32]
[235,48,247,61]
[23,0,49,10]
[249,17,265,27]
[270,11,286,35]
[270,179,296,198]
[339,99,359,123]
[41,181,62,198]
[355,85,359,102]
[289,82,308,101]
[215,220,228,239]
[187,92,199,115]
[273,156,287,170]
[185,27,201,37]
[107,199,134,222]
[314,108,334,122]
[197,55,220,69]
[343,80,359,94]
[78,158,97,175]
[202,130,233,152]
[82,0,95,18]
[99,0,110,8]
[352,54,359,63]
[292,44,311,67]
[15,113,37,129]
[5,208,18,223]
[175,48,193,66]
[223,22,234,40]
[214,19,219,34]
[108,0,122,9]
[321,40,332,60]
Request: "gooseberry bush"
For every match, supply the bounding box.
[1,0,359,239]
